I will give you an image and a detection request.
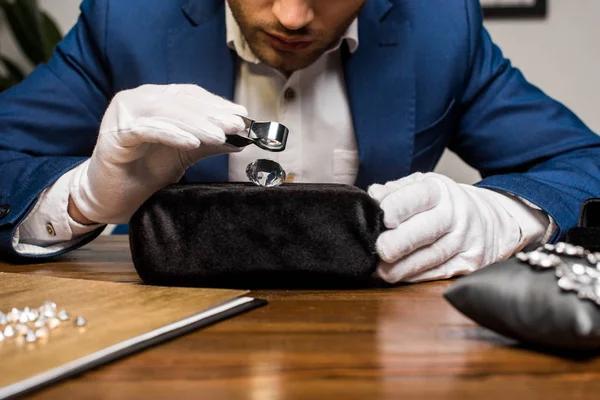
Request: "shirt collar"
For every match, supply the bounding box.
[225,2,359,65]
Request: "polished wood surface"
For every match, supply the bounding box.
[0,273,246,391]
[2,236,600,399]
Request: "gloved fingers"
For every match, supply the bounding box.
[207,113,248,134]
[159,95,248,135]
[183,142,243,165]
[141,111,230,146]
[401,254,476,283]
[116,117,202,150]
[376,233,460,283]
[167,85,249,116]
[379,179,442,229]
[367,172,426,203]
[375,205,452,263]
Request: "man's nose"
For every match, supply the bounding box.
[272,0,315,31]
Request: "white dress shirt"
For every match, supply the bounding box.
[13,3,553,255]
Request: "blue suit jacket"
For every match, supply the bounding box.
[1,0,600,261]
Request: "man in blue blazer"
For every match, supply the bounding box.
[1,0,599,283]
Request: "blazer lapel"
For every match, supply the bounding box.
[169,0,236,183]
[345,0,416,189]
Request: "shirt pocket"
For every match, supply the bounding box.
[333,149,359,185]
[412,99,457,172]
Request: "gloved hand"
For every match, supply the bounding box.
[368,172,548,283]
[70,84,248,224]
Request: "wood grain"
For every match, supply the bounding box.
[0,273,246,392]
[2,237,600,399]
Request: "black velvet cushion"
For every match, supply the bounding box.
[129,183,385,288]
[444,257,600,351]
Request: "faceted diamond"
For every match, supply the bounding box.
[18,312,29,324]
[74,316,87,327]
[57,309,70,321]
[558,276,576,291]
[35,327,49,339]
[34,316,47,328]
[25,330,37,343]
[246,159,287,188]
[0,312,7,325]
[47,317,60,329]
[27,310,39,322]
[4,325,15,338]
[544,243,555,252]
[516,252,529,262]
[565,244,578,256]
[527,251,542,266]
[572,263,587,275]
[15,324,28,335]
[7,308,20,323]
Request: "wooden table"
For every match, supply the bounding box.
[2,237,600,399]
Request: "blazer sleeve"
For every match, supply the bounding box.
[452,0,600,241]
[0,0,111,261]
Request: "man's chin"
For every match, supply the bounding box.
[257,48,322,73]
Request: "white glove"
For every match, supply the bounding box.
[368,172,548,283]
[70,84,248,224]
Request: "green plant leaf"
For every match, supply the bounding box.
[41,11,63,60]
[1,0,46,65]
[0,55,26,82]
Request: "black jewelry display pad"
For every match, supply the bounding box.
[445,198,600,352]
[129,183,385,289]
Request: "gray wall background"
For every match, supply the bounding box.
[1,0,599,185]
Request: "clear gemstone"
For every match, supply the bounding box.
[34,316,47,328]
[18,312,29,324]
[28,310,39,322]
[246,159,287,188]
[25,330,37,343]
[572,263,587,275]
[57,309,70,321]
[74,316,87,327]
[35,327,49,339]
[516,252,529,262]
[527,251,542,265]
[15,324,28,335]
[539,257,555,268]
[47,317,60,329]
[544,244,556,252]
[558,276,576,291]
[561,243,577,256]
[4,325,15,338]
[578,275,593,285]
[0,312,6,325]
[7,308,20,322]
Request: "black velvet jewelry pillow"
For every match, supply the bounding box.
[444,254,600,351]
[445,199,600,351]
[129,183,385,289]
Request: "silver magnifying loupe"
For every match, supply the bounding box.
[225,115,289,152]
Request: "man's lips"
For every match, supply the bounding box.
[264,31,313,51]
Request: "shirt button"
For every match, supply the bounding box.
[0,205,10,219]
[46,223,56,237]
[284,88,296,101]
